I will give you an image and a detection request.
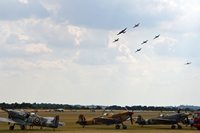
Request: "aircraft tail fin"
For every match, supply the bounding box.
[76,114,86,126]
[135,115,145,125]
[52,115,59,128]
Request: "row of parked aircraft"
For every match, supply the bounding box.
[0,106,192,130]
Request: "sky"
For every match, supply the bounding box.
[0,0,200,107]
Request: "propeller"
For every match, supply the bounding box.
[130,115,133,124]
[186,116,190,125]
[124,106,134,124]
[8,115,11,125]
[12,103,18,110]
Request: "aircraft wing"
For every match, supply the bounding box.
[94,118,122,125]
[0,118,17,124]
[0,118,32,125]
[152,118,176,123]
[43,117,66,126]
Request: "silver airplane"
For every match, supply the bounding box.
[0,107,65,130]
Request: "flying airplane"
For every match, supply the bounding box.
[117,28,127,35]
[135,112,191,129]
[141,40,148,44]
[153,34,160,39]
[76,111,133,129]
[113,38,119,43]
[133,23,140,28]
[185,62,192,65]
[0,107,65,130]
[135,48,142,53]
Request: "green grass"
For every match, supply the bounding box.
[0,110,197,133]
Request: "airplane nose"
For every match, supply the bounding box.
[129,112,134,115]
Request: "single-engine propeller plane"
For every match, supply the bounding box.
[133,23,140,28]
[185,62,192,65]
[117,28,127,35]
[76,111,134,129]
[135,112,191,129]
[0,107,65,130]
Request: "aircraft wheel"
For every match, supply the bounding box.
[115,125,120,129]
[20,125,25,130]
[178,125,182,129]
[171,125,176,129]
[122,125,127,129]
[9,126,14,130]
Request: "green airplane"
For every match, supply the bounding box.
[136,112,191,129]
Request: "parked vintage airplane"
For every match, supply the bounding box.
[135,112,191,129]
[0,107,65,130]
[55,108,64,112]
[76,111,133,129]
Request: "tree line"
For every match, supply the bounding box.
[0,102,197,111]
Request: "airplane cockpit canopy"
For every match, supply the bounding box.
[103,113,108,116]
[159,114,164,118]
[30,113,36,116]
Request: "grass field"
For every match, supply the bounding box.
[0,110,198,133]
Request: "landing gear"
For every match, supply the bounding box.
[115,124,127,129]
[9,125,14,130]
[171,125,176,129]
[122,125,127,129]
[115,125,120,129]
[20,125,25,130]
[177,124,182,129]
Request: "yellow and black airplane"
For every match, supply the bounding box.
[76,111,134,129]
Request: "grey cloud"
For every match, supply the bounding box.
[6,33,19,44]
[46,0,184,30]
[0,0,49,20]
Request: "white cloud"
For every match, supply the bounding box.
[26,43,52,53]
[37,60,66,69]
[19,0,28,4]
[18,35,29,40]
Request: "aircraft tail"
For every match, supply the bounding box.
[135,115,146,125]
[76,114,86,126]
[52,115,59,128]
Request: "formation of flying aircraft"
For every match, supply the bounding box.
[76,111,133,129]
[135,112,191,129]
[0,107,65,130]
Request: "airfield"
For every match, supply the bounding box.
[0,110,198,133]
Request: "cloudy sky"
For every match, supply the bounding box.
[0,0,200,107]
